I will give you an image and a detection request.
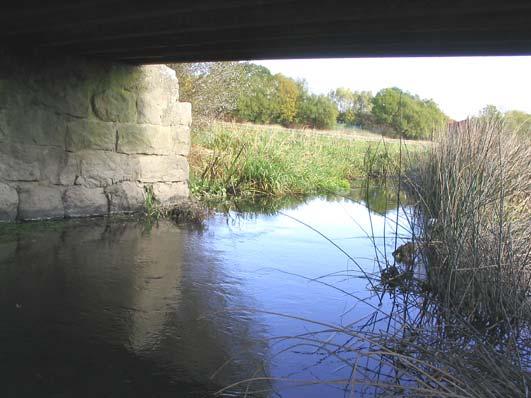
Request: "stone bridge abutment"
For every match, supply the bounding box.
[0,53,191,221]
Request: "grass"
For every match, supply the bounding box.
[190,121,423,199]
[142,185,211,226]
[388,117,531,396]
[405,117,531,328]
[212,119,531,397]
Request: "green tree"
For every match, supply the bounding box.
[170,62,244,124]
[275,74,300,126]
[329,87,356,124]
[371,87,447,139]
[297,94,338,129]
[329,88,373,126]
[479,104,503,119]
[235,63,278,124]
[505,110,531,137]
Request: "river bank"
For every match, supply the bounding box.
[189,121,424,200]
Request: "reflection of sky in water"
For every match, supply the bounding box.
[0,194,413,398]
[204,197,413,397]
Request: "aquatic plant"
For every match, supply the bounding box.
[143,185,211,226]
[405,117,531,327]
[143,185,162,219]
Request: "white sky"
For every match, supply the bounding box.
[255,57,531,121]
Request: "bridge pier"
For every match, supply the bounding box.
[0,53,191,221]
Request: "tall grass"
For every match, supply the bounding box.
[190,122,416,199]
[405,118,531,327]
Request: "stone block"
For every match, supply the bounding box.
[174,125,191,156]
[0,143,68,184]
[0,144,40,182]
[92,89,136,123]
[66,119,116,152]
[105,181,145,213]
[37,78,91,118]
[0,182,18,222]
[0,106,66,147]
[152,181,189,205]
[137,65,179,98]
[136,66,179,125]
[18,184,64,220]
[37,146,70,185]
[58,152,81,186]
[136,91,165,125]
[73,150,137,188]
[135,155,188,183]
[23,57,93,118]
[117,124,174,155]
[162,102,191,127]
[0,55,190,221]
[63,186,108,218]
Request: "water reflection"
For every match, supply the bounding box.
[213,180,408,217]
[0,220,269,397]
[0,190,413,397]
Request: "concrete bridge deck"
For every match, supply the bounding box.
[2,1,531,63]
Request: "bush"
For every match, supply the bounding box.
[296,93,338,130]
[372,87,448,139]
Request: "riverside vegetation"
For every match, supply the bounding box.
[140,114,530,395]
[211,116,530,397]
[371,116,531,396]
[189,121,423,200]
[167,61,531,396]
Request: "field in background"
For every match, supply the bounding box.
[189,121,425,199]
[224,121,431,144]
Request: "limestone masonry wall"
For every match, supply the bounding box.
[0,54,191,221]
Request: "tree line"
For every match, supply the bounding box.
[171,62,530,140]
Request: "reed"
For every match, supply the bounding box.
[405,117,531,327]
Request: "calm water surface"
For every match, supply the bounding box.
[0,189,413,397]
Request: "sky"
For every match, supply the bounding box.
[255,57,531,121]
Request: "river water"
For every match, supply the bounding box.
[0,187,415,397]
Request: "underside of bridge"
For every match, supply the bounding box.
[2,0,531,63]
[1,1,530,221]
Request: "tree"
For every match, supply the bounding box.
[504,110,531,136]
[329,87,356,124]
[371,87,447,139]
[275,74,300,126]
[479,104,503,120]
[170,62,245,124]
[329,88,373,126]
[297,94,338,130]
[235,63,278,124]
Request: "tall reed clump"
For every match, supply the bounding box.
[190,122,408,199]
[405,117,531,328]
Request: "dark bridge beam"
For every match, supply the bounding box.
[2,0,531,63]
